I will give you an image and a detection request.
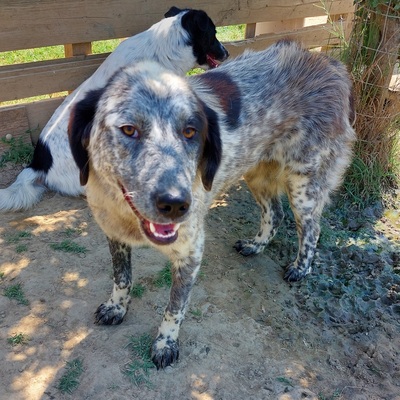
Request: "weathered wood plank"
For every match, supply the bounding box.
[0,98,67,147]
[0,106,31,155]
[0,0,355,51]
[0,54,108,102]
[64,43,93,58]
[25,98,65,144]
[224,23,347,57]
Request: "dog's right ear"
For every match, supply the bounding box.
[68,88,104,186]
[164,6,184,18]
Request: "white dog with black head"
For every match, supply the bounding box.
[0,6,228,211]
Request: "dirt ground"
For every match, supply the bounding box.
[1,165,400,400]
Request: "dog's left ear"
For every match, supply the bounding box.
[68,88,104,186]
[164,6,184,18]
[199,102,222,191]
[183,10,212,34]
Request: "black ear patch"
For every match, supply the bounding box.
[165,6,185,18]
[199,101,222,191]
[68,88,104,186]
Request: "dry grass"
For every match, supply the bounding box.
[343,2,400,204]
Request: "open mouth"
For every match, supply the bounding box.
[206,54,220,69]
[121,185,180,245]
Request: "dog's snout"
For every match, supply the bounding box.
[223,46,229,60]
[156,192,191,219]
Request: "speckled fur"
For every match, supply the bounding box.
[68,40,356,369]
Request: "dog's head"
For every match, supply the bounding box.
[68,62,221,245]
[164,6,229,69]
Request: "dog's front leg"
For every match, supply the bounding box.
[151,230,204,369]
[95,237,132,325]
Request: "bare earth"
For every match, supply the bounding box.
[1,165,399,400]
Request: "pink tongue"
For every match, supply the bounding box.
[154,223,176,235]
[206,54,218,68]
[143,220,176,236]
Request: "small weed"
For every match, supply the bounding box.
[130,283,146,298]
[4,231,32,243]
[7,333,29,346]
[3,283,29,305]
[197,270,205,280]
[201,258,209,267]
[276,376,294,387]
[50,240,87,254]
[0,272,4,280]
[190,308,202,319]
[0,136,34,167]
[15,244,28,253]
[153,262,172,288]
[62,227,83,237]
[57,358,84,394]
[318,390,341,400]
[124,333,155,387]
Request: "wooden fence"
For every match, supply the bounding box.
[0,0,355,150]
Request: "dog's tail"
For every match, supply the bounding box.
[0,168,46,211]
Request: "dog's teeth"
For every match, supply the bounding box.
[174,223,181,232]
[149,222,156,233]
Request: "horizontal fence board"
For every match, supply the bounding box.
[0,21,344,142]
[0,54,108,102]
[1,0,354,51]
[0,106,30,150]
[225,23,346,57]
[26,98,65,143]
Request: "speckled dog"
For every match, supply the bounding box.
[68,40,356,369]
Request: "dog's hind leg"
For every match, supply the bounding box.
[151,229,204,369]
[283,174,326,282]
[234,196,284,255]
[95,238,132,325]
[234,162,284,256]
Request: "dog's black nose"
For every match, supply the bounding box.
[156,193,191,219]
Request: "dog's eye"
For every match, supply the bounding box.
[183,127,197,139]
[120,125,140,138]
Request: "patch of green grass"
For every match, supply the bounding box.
[3,283,29,305]
[124,333,155,387]
[130,283,146,298]
[62,227,83,237]
[50,240,87,254]
[318,390,341,400]
[15,244,28,253]
[276,376,294,387]
[7,333,30,346]
[0,136,34,167]
[0,40,120,67]
[342,152,399,207]
[4,231,32,244]
[190,308,202,319]
[57,358,84,394]
[217,24,246,41]
[153,261,172,288]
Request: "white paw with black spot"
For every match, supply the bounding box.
[233,239,263,256]
[94,302,127,325]
[151,335,180,369]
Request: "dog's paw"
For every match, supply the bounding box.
[151,336,179,370]
[233,239,263,256]
[284,263,312,282]
[94,303,127,325]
